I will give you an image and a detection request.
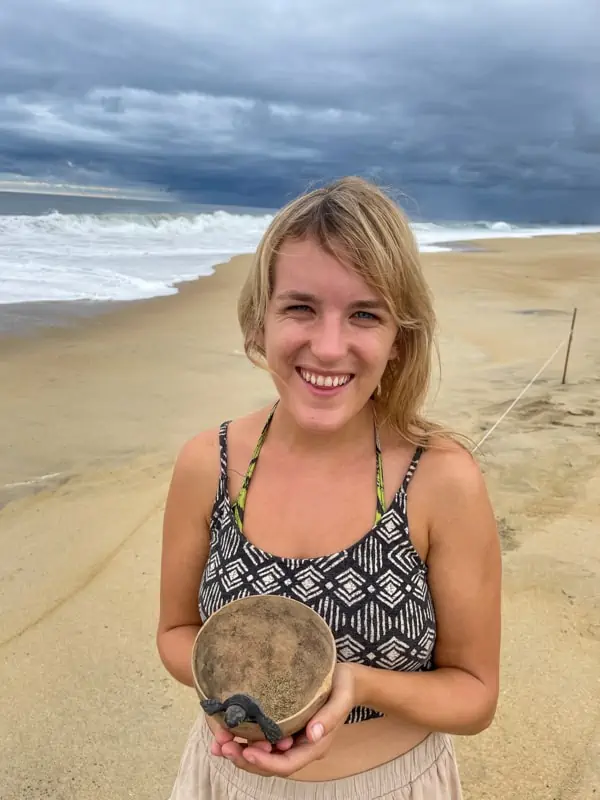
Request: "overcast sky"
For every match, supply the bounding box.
[1,0,599,221]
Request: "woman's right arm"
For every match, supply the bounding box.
[156,430,220,687]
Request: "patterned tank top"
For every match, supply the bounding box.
[198,404,437,724]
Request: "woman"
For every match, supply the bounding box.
[157,176,502,799]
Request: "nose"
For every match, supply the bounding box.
[309,313,347,363]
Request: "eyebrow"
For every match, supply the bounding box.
[275,290,388,311]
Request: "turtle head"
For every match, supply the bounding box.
[224,703,247,729]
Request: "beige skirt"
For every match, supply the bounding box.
[168,712,463,800]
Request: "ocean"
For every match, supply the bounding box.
[1,191,599,307]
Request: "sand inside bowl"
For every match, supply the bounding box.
[195,596,334,722]
[250,675,305,721]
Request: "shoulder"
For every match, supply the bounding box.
[165,427,224,525]
[171,405,273,495]
[174,404,268,468]
[174,426,223,482]
[222,405,277,465]
[421,437,486,497]
[418,438,496,544]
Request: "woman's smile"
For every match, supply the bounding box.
[296,367,355,395]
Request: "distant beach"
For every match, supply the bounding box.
[1,231,599,799]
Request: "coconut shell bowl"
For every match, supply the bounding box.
[191,594,337,743]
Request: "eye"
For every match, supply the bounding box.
[352,310,379,321]
[286,304,313,313]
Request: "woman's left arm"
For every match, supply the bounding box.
[353,447,502,735]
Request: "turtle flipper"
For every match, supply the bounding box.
[200,698,224,716]
[257,715,283,745]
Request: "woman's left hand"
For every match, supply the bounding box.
[214,663,358,778]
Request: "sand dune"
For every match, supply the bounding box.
[0,236,598,799]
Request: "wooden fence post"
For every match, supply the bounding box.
[561,307,578,385]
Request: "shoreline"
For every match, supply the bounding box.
[1,234,599,799]
[1,229,598,342]
[0,266,234,341]
[0,298,131,337]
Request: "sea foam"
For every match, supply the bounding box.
[1,210,598,304]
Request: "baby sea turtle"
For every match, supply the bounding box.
[201,693,284,744]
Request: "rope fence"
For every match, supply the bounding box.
[472,307,578,453]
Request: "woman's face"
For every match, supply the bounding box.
[262,237,399,434]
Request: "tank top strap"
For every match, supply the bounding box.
[374,428,386,524]
[401,445,425,492]
[232,401,278,531]
[216,420,231,496]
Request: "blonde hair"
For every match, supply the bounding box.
[238,176,465,449]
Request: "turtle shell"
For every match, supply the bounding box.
[192,594,337,741]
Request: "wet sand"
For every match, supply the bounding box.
[0,236,599,799]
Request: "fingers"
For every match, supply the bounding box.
[218,740,275,777]
[240,734,329,777]
[210,731,297,776]
[275,736,295,751]
[305,664,356,743]
[212,730,293,754]
[248,740,273,753]
[212,726,235,746]
[220,740,247,760]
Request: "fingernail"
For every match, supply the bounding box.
[311,723,324,742]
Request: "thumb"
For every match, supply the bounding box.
[306,665,355,743]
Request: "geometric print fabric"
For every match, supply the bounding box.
[198,421,437,724]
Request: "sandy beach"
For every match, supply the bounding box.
[1,234,599,799]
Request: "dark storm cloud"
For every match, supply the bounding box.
[1,0,599,220]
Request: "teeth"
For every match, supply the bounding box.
[300,370,351,388]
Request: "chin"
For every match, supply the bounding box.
[277,382,368,434]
